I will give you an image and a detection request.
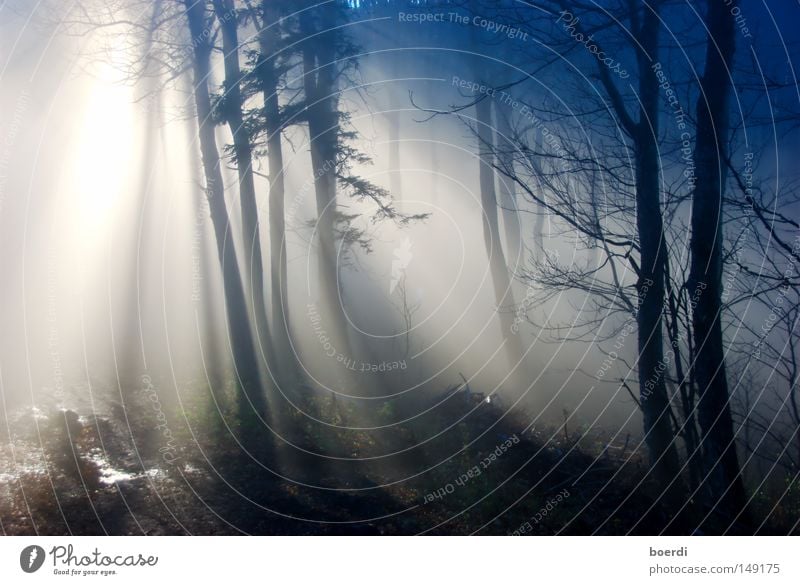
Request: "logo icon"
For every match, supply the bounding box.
[20,545,46,573]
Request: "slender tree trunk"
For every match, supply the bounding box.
[475,94,525,369]
[118,0,162,382]
[689,0,747,529]
[183,0,267,425]
[546,0,685,516]
[493,101,522,274]
[388,108,402,202]
[258,0,295,381]
[467,9,524,371]
[632,5,685,511]
[387,79,402,203]
[300,6,353,360]
[386,31,402,203]
[212,0,273,375]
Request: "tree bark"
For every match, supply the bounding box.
[183,0,267,423]
[211,0,273,377]
[257,0,295,381]
[493,101,522,274]
[547,1,685,510]
[475,94,525,370]
[689,0,748,529]
[300,5,354,360]
[631,4,685,511]
[387,92,402,203]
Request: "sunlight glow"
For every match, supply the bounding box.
[70,59,134,242]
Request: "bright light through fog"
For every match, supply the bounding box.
[71,61,134,242]
[0,0,797,543]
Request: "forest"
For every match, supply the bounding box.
[0,0,798,535]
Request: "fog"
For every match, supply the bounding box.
[0,12,604,421]
[1,0,798,535]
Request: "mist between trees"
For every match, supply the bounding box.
[0,0,798,535]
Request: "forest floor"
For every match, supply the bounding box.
[1,380,797,535]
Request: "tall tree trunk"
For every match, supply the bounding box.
[475,94,525,370]
[493,101,522,274]
[387,79,402,203]
[689,0,747,529]
[632,5,685,511]
[211,0,273,377]
[300,5,354,361]
[257,0,295,381]
[467,8,524,371]
[548,0,685,515]
[183,0,267,427]
[118,0,162,382]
